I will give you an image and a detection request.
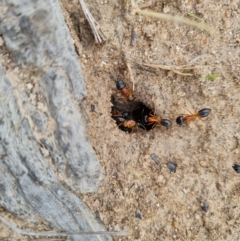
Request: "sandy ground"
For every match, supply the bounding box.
[1,0,240,240]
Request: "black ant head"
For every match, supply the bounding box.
[122,111,131,119]
[115,79,126,90]
[117,117,125,122]
[176,116,184,125]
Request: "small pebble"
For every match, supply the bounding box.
[13,67,19,73]
[201,202,209,212]
[157,175,165,184]
[142,24,156,39]
[150,153,160,165]
[199,160,208,167]
[135,211,142,220]
[233,164,240,173]
[216,182,222,192]
[27,83,33,90]
[172,219,178,228]
[29,93,36,101]
[37,102,45,111]
[195,214,200,220]
[182,188,188,194]
[130,27,139,46]
[163,6,171,13]
[167,161,177,173]
[40,147,49,157]
[90,104,95,112]
[93,199,100,207]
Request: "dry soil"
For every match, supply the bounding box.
[2,0,240,241]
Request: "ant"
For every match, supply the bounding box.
[111,106,131,120]
[176,108,211,125]
[131,103,171,130]
[119,119,136,129]
[117,118,136,133]
[146,113,172,128]
[115,79,135,102]
[111,106,135,133]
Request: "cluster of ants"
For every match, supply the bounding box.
[110,79,240,175]
[111,79,211,133]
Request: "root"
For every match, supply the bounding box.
[79,0,107,43]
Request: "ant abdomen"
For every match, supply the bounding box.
[198,108,211,118]
[176,116,184,125]
[161,119,172,127]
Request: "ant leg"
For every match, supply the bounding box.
[138,123,146,130]
[151,107,156,116]
[117,122,124,127]
[199,118,206,123]
[184,107,194,115]
[109,121,122,132]
[146,122,157,128]
[152,123,157,129]
[111,108,123,117]
[112,113,122,117]
[130,124,137,133]
[109,83,119,92]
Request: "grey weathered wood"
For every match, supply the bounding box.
[0,0,111,240]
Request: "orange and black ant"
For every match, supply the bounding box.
[111,80,172,132]
[116,117,137,134]
[111,106,135,133]
[119,119,136,129]
[176,108,211,125]
[111,105,146,132]
[145,113,172,128]
[130,102,171,131]
[115,79,135,102]
[111,106,131,120]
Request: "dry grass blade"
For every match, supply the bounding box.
[131,0,216,35]
[126,61,135,90]
[141,63,194,76]
[79,0,107,43]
